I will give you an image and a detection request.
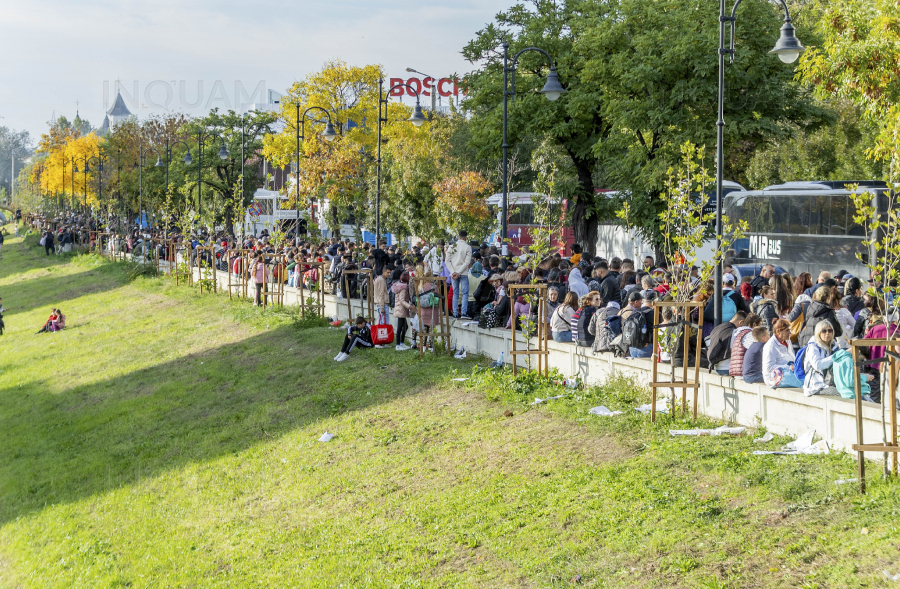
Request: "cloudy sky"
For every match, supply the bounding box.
[0,0,511,143]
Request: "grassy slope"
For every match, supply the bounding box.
[1,227,900,588]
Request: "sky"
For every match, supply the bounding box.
[0,0,513,145]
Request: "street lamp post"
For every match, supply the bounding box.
[74,156,89,209]
[184,131,228,227]
[376,80,427,242]
[713,0,804,323]
[85,154,107,215]
[290,104,337,242]
[501,43,566,254]
[138,141,162,232]
[153,137,193,239]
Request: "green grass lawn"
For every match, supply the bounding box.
[2,226,900,588]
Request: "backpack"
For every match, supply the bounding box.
[592,309,622,354]
[622,310,650,351]
[793,345,808,382]
[789,308,805,344]
[706,322,736,368]
[420,291,439,308]
[483,307,500,328]
[478,304,494,328]
[722,294,737,323]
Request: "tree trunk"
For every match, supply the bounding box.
[570,157,598,257]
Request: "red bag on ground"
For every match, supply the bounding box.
[372,312,394,345]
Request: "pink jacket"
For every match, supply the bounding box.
[864,323,899,368]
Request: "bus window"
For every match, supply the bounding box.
[827,195,847,235]
[509,203,535,226]
[769,196,790,233]
[788,194,809,234]
[808,194,828,235]
[745,196,769,233]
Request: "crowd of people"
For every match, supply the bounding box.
[20,212,898,403]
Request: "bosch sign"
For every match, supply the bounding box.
[389,77,463,97]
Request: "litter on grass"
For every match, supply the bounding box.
[318,432,334,442]
[531,394,568,406]
[589,406,623,417]
[835,478,859,485]
[884,570,900,582]
[754,432,775,443]
[751,429,829,455]
[454,347,467,360]
[635,399,670,414]
[669,425,746,436]
[451,378,469,382]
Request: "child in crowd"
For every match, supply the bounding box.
[741,326,769,384]
[391,272,415,350]
[335,316,373,362]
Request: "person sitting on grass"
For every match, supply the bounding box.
[36,308,59,334]
[335,316,373,362]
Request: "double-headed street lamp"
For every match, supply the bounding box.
[144,138,192,238]
[712,0,804,323]
[290,104,337,240]
[183,131,228,222]
[375,79,427,240]
[501,43,567,253]
[73,155,89,208]
[84,154,107,214]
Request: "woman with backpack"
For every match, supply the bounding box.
[750,286,779,335]
[550,292,577,342]
[576,291,602,347]
[798,286,843,347]
[590,300,622,354]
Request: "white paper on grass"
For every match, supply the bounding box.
[635,399,670,414]
[451,378,469,382]
[885,570,900,582]
[669,425,746,436]
[531,394,567,406]
[589,406,623,416]
[318,432,334,442]
[751,429,829,455]
[754,432,775,443]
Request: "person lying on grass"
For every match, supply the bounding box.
[334,316,373,362]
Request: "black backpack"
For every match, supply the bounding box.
[706,322,736,368]
[622,310,650,351]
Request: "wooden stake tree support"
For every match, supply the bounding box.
[649,300,705,422]
[259,253,286,309]
[172,242,192,286]
[508,284,549,376]
[193,246,218,294]
[413,276,451,357]
[851,340,900,494]
[297,260,327,318]
[343,269,375,322]
[226,249,252,301]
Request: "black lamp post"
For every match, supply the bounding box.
[138,141,162,232]
[501,43,566,254]
[151,138,192,239]
[74,155,89,209]
[290,104,337,241]
[376,80,427,241]
[183,131,228,225]
[713,0,803,323]
[85,154,107,216]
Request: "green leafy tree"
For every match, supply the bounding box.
[178,109,276,236]
[462,0,824,254]
[746,101,882,188]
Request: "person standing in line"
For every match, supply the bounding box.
[251,253,268,306]
[445,230,473,319]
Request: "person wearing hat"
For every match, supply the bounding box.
[703,271,751,325]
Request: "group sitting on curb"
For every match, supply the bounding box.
[23,213,897,404]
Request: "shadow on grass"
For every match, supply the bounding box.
[1,267,123,318]
[0,323,461,525]
[0,239,82,281]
